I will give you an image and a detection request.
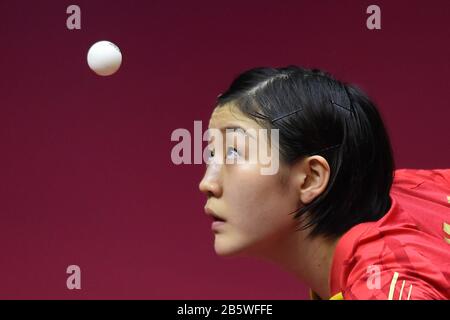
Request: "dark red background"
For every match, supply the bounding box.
[0,0,449,299]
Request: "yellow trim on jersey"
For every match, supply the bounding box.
[330,292,344,300]
[388,271,400,300]
[444,222,450,244]
[309,290,344,300]
[444,222,450,235]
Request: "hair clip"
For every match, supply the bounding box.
[249,108,304,123]
[248,110,270,121]
[249,97,355,125]
[330,100,354,114]
[271,107,304,123]
[271,98,355,123]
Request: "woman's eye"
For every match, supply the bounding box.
[226,146,239,159]
[207,149,215,160]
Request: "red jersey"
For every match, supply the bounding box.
[329,168,450,300]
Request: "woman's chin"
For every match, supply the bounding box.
[213,236,248,257]
[213,236,276,261]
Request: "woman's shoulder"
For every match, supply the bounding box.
[393,168,450,189]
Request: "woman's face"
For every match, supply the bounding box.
[198,103,301,258]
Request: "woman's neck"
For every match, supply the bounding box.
[264,231,340,299]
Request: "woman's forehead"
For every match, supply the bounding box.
[209,104,259,130]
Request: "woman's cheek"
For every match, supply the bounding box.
[225,166,266,204]
[224,162,288,223]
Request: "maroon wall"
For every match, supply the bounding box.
[0,0,449,299]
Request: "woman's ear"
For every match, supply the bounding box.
[293,156,331,205]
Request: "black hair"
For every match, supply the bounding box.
[215,65,395,239]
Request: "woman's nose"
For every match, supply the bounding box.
[198,167,223,198]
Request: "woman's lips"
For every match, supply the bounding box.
[204,206,226,231]
[211,220,226,231]
[204,206,226,221]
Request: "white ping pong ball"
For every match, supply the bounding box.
[87,40,122,76]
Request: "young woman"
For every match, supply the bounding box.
[198,66,450,300]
